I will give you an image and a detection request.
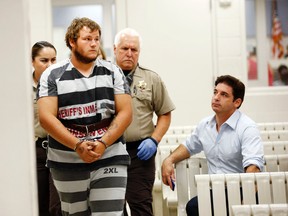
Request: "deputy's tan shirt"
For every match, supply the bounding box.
[33,81,47,141]
[124,65,175,142]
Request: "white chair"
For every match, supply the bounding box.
[231,204,252,216]
[272,141,288,154]
[160,146,178,216]
[195,172,288,216]
[166,125,195,135]
[175,159,188,216]
[273,122,288,131]
[263,141,288,155]
[232,204,288,216]
[241,173,257,205]
[261,122,276,131]
[255,173,272,204]
[278,154,288,171]
[270,172,287,203]
[270,203,288,216]
[161,134,177,145]
[264,154,288,172]
[153,144,174,216]
[162,134,188,145]
[210,174,227,215]
[195,174,212,216]
[260,130,288,141]
[250,204,270,216]
[226,174,242,215]
[257,122,288,131]
[263,142,275,154]
[175,155,208,216]
[152,147,164,216]
[257,123,267,131]
[232,204,271,216]
[176,134,188,145]
[265,155,279,172]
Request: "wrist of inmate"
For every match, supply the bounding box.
[97,139,109,149]
[74,140,84,151]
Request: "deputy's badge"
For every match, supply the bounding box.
[137,80,147,90]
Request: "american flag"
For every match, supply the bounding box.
[271,0,284,59]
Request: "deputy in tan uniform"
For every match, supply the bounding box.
[114,28,176,216]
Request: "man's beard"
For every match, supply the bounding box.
[74,48,97,64]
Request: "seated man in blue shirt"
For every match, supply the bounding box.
[161,75,264,216]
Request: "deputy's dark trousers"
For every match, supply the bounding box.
[124,145,156,216]
[36,146,62,216]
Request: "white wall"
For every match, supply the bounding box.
[0,0,38,215]
[51,0,116,61]
[114,0,288,125]
[242,87,288,123]
[29,0,53,45]
[213,1,247,81]
[115,0,215,126]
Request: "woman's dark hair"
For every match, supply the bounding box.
[31,41,56,60]
[215,75,245,108]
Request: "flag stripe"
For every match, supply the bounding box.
[271,0,284,59]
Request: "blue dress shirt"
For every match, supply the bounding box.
[184,109,264,174]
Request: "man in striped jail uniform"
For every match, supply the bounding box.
[37,17,132,216]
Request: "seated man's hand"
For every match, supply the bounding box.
[161,157,175,190]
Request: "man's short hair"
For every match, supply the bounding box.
[65,17,101,50]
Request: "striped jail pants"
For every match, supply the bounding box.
[50,165,127,216]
